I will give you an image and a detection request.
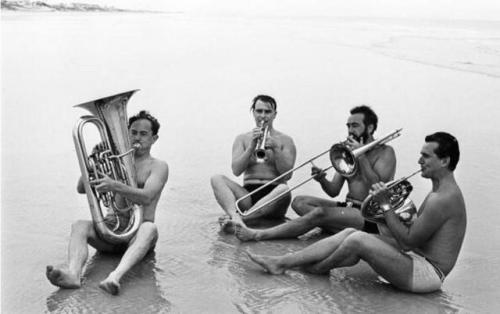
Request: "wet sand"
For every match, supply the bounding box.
[2,11,500,313]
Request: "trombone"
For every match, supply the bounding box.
[235,128,403,217]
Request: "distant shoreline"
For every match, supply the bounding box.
[0,0,166,13]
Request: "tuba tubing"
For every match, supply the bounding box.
[72,90,143,244]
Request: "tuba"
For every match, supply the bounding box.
[254,120,269,163]
[360,170,421,224]
[72,90,143,244]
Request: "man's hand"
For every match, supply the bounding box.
[345,134,364,151]
[311,165,327,182]
[369,182,392,212]
[90,171,118,193]
[251,126,265,147]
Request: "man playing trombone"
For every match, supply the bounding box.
[230,105,396,240]
[246,132,466,294]
[211,95,297,230]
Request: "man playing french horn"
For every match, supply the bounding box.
[246,132,466,294]
[46,110,169,295]
[230,105,396,241]
[211,95,297,230]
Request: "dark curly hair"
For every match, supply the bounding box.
[128,110,160,135]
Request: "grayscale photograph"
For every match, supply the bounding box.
[2,0,500,313]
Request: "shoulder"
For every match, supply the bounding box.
[274,130,295,144]
[425,187,464,219]
[235,132,251,142]
[150,158,169,175]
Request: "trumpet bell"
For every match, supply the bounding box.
[329,143,357,177]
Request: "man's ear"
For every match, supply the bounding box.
[153,134,159,143]
[440,156,450,169]
[367,124,374,135]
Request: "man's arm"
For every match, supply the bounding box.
[91,161,169,206]
[359,146,396,185]
[384,194,449,250]
[315,172,345,198]
[231,134,254,176]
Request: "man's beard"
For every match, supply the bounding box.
[349,130,369,143]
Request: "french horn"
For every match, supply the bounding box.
[360,170,421,224]
[72,90,143,244]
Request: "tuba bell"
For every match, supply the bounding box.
[72,90,143,244]
[360,170,421,224]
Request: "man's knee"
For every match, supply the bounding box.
[138,222,159,242]
[291,195,310,213]
[343,230,370,251]
[210,174,227,188]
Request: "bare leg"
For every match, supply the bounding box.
[99,222,158,295]
[235,203,364,241]
[247,228,358,274]
[241,184,291,220]
[210,174,250,232]
[46,220,112,289]
[305,231,413,288]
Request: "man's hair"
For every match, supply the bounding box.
[425,132,460,171]
[128,110,160,136]
[350,105,378,134]
[250,95,277,111]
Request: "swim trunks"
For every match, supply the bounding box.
[407,251,445,293]
[243,183,280,206]
[337,199,379,234]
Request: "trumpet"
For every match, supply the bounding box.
[360,169,422,224]
[235,129,403,217]
[73,90,143,244]
[254,120,269,163]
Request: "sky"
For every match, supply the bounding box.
[37,0,500,20]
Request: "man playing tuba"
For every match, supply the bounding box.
[247,132,466,294]
[46,110,169,295]
[228,105,396,241]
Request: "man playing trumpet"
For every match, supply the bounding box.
[211,95,297,230]
[229,105,396,240]
[247,132,466,294]
[46,111,169,295]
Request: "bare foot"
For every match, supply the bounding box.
[99,273,121,295]
[246,252,285,275]
[218,215,234,233]
[234,223,260,241]
[46,265,81,289]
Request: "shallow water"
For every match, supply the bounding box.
[2,12,500,313]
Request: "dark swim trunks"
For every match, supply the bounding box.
[337,200,379,234]
[243,183,280,206]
